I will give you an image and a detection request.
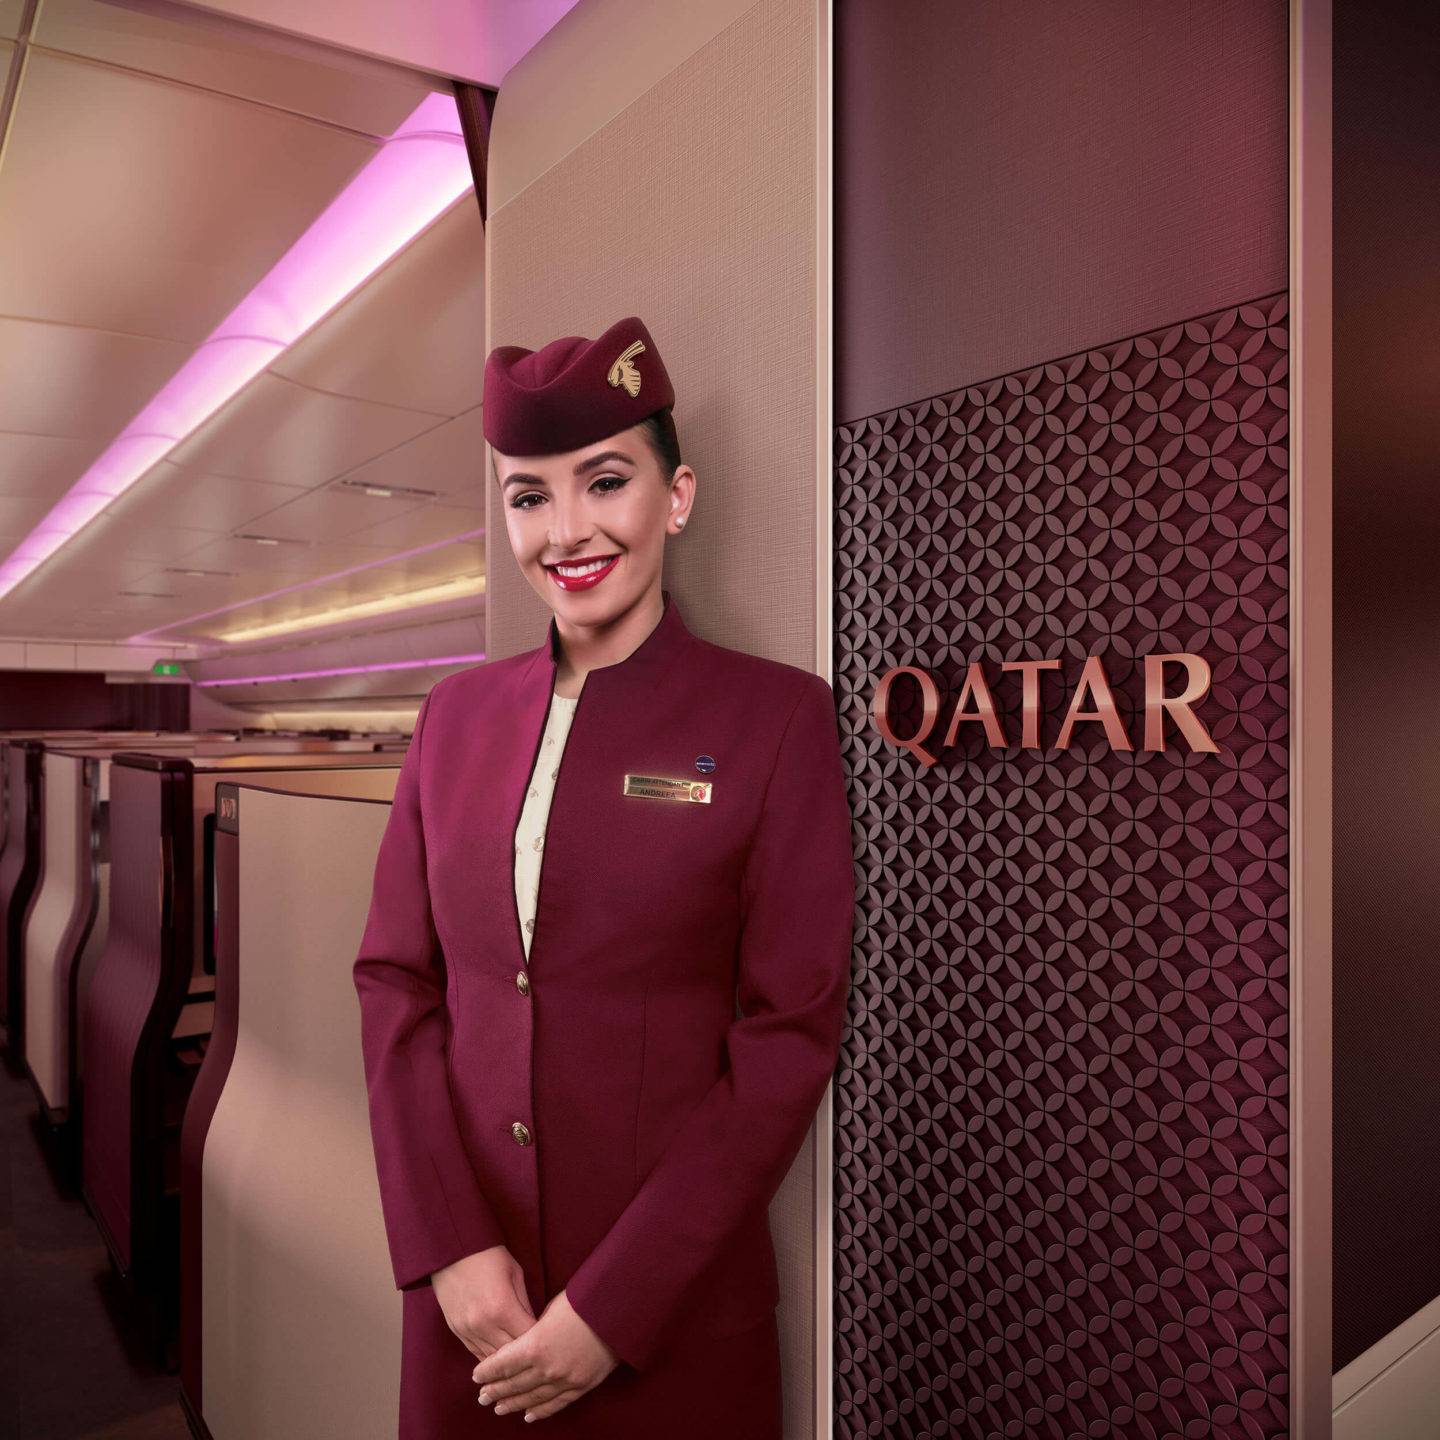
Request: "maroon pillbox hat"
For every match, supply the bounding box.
[483,315,675,457]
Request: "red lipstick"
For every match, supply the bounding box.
[545,553,620,592]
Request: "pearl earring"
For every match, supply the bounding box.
[676,516,686,528]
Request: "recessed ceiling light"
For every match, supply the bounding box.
[127,526,484,644]
[216,573,485,644]
[196,652,487,687]
[335,478,439,500]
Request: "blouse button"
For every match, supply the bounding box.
[511,1121,532,1146]
[516,970,531,996]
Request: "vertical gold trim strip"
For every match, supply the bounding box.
[1292,0,1334,1434]
[815,3,835,1437]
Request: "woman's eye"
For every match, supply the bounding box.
[509,476,625,509]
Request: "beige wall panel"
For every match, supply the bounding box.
[485,1,829,1433]
[486,0,822,673]
[202,786,400,1440]
[24,755,84,1109]
[487,0,758,214]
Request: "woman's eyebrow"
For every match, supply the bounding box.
[502,450,637,489]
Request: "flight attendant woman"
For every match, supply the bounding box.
[353,316,855,1437]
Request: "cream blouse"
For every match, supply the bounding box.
[514,691,580,961]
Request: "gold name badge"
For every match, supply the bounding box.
[623,774,713,803]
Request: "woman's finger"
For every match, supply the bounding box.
[490,1377,566,1415]
[474,1355,545,1396]
[475,1347,541,1382]
[523,1384,585,1421]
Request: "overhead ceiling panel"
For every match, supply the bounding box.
[169,0,579,90]
[229,484,432,542]
[101,461,305,535]
[271,198,485,416]
[0,492,59,540]
[33,0,434,134]
[65,510,225,565]
[0,554,173,627]
[0,433,109,499]
[348,502,486,550]
[166,373,442,485]
[0,2,23,40]
[331,405,488,507]
[170,533,397,576]
[0,49,380,344]
[0,316,188,436]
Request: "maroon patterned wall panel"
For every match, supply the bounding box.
[833,0,1288,426]
[832,295,1289,1439]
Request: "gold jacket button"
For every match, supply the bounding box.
[511,1121,532,1146]
[516,970,531,996]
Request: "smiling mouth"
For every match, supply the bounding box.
[544,553,620,591]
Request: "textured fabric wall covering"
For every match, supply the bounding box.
[486,0,821,673]
[832,297,1290,1438]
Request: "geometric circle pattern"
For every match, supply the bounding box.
[831,293,1289,1439]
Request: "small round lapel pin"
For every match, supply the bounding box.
[695,754,716,774]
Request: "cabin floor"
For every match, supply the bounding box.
[1,1051,189,1439]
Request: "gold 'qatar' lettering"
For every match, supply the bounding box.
[869,652,1220,766]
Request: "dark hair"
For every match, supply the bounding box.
[489,409,683,483]
[635,407,683,484]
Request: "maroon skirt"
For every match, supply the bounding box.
[398,1283,784,1439]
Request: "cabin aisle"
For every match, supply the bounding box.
[0,1056,187,1440]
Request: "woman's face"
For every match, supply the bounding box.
[494,424,694,627]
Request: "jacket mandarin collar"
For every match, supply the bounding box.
[526,587,691,696]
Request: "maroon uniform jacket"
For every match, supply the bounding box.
[352,589,855,1428]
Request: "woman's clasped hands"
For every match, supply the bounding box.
[431,1247,619,1421]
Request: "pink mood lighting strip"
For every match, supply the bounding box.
[195,653,486,687]
[0,93,474,602]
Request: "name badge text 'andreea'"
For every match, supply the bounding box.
[871,653,1220,767]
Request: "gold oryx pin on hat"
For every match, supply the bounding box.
[623,773,712,803]
[606,340,646,398]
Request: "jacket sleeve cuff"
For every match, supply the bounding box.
[563,1274,654,1371]
[392,1202,511,1291]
